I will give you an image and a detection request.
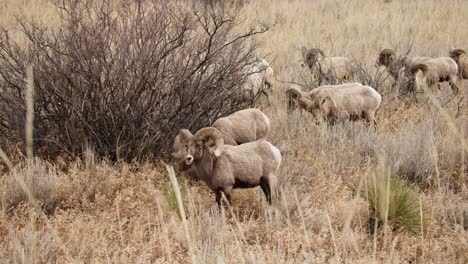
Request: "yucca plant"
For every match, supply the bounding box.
[359,175,428,234]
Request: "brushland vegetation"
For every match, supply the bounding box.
[0,0,467,263]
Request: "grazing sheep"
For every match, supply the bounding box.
[301,47,356,85]
[240,57,275,104]
[177,127,282,206]
[286,83,362,114]
[377,49,459,94]
[376,49,431,82]
[402,57,460,94]
[287,83,382,127]
[172,108,270,171]
[449,49,468,79]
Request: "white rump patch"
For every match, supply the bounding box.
[261,112,270,128]
[267,142,282,163]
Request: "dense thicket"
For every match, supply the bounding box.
[0,0,267,160]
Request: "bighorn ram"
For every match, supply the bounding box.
[286,83,382,127]
[176,127,282,206]
[302,47,356,85]
[172,108,270,170]
[241,57,275,103]
[286,83,362,114]
[377,49,459,94]
[449,49,468,79]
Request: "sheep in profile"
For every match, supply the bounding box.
[377,49,459,94]
[402,57,460,94]
[287,83,382,127]
[301,47,356,85]
[449,49,468,79]
[286,83,362,114]
[172,108,270,168]
[240,57,275,104]
[176,127,282,206]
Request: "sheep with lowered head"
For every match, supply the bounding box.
[176,127,282,206]
[286,82,363,114]
[240,57,275,104]
[287,83,382,127]
[377,49,459,94]
[449,48,468,79]
[401,57,460,94]
[301,47,356,85]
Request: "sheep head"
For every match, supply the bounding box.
[302,47,325,70]
[185,127,224,165]
[306,95,337,122]
[172,129,193,160]
[377,49,396,67]
[449,48,466,63]
[286,86,304,112]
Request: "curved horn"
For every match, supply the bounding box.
[172,129,193,159]
[286,86,304,98]
[316,48,325,57]
[410,63,428,75]
[194,127,224,157]
[301,46,308,58]
[450,48,466,55]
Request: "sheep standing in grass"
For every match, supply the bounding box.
[302,47,356,85]
[172,108,270,173]
[287,83,382,127]
[449,49,468,79]
[177,127,281,206]
[240,57,275,104]
[377,49,459,94]
[286,83,362,114]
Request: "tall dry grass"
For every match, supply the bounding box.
[0,0,467,263]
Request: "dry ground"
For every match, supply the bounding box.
[0,0,467,263]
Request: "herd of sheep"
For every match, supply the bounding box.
[172,47,467,207]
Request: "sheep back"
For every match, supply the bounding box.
[209,140,281,190]
[212,108,269,145]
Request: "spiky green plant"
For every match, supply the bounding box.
[359,175,428,234]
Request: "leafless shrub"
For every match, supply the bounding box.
[0,0,267,161]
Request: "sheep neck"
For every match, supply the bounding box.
[194,152,215,189]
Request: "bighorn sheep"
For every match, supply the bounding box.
[301,47,356,85]
[176,127,282,206]
[240,57,275,104]
[172,108,270,169]
[286,83,382,127]
[449,49,468,79]
[286,83,361,114]
[377,49,459,94]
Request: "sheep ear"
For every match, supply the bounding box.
[317,49,325,57]
[321,96,336,111]
[301,47,308,58]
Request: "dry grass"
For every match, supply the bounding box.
[0,0,467,263]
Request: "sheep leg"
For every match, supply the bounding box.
[215,189,222,208]
[448,75,460,94]
[260,180,271,204]
[364,111,376,130]
[260,175,276,204]
[223,186,233,205]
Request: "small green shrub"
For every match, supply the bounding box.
[359,175,428,234]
